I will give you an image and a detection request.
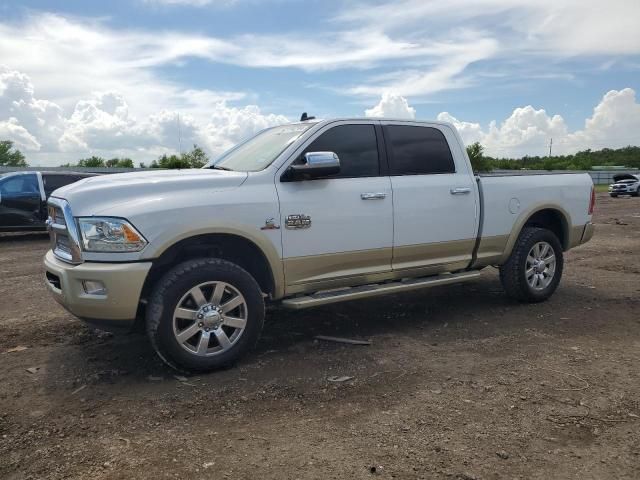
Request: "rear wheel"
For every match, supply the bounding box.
[499,227,563,303]
[146,258,265,372]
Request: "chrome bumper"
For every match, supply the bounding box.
[44,250,151,329]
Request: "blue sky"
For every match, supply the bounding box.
[1,0,639,165]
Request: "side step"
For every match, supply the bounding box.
[281,271,481,310]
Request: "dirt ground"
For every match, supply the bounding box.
[1,192,639,480]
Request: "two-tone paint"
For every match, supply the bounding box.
[45,118,595,327]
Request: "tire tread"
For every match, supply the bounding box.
[499,226,563,303]
[146,258,264,372]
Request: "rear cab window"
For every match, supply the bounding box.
[383,125,455,175]
[43,174,81,197]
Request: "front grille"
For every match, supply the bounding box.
[47,198,83,264]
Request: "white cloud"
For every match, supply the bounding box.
[438,88,640,158]
[365,93,416,119]
[0,118,41,151]
[567,88,640,150]
[338,0,640,56]
[338,0,640,97]
[436,112,484,145]
[0,67,289,165]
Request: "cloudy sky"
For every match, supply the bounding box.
[1,0,639,165]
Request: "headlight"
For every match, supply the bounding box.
[77,217,147,252]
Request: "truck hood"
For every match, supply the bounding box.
[53,168,248,216]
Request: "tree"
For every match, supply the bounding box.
[0,140,28,167]
[106,158,134,168]
[182,144,209,168]
[151,145,210,169]
[153,154,191,169]
[466,142,492,172]
[77,156,106,168]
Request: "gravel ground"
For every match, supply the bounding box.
[1,192,639,480]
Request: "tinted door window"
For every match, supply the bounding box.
[0,174,39,196]
[300,124,380,178]
[385,125,455,175]
[43,174,77,196]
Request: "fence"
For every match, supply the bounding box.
[2,166,639,184]
[0,166,139,174]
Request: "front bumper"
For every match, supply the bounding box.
[44,250,152,330]
[609,189,636,195]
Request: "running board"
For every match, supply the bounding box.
[281,271,481,310]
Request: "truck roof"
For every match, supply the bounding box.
[293,118,455,129]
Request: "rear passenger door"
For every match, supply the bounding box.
[382,122,478,274]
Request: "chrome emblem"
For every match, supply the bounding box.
[260,218,280,230]
[285,214,311,229]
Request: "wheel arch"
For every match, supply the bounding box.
[140,230,284,304]
[499,205,572,264]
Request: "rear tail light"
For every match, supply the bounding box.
[588,186,596,215]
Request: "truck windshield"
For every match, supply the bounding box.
[207,124,312,172]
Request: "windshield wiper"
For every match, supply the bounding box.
[209,164,233,171]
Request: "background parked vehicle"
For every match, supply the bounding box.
[609,173,640,197]
[0,171,95,232]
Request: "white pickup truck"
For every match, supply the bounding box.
[44,118,595,371]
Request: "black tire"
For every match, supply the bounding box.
[499,227,564,303]
[146,258,265,372]
[610,194,618,198]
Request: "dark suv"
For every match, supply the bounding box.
[0,171,95,232]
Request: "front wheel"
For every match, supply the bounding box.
[499,227,564,303]
[146,258,265,372]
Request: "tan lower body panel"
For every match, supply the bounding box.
[569,224,587,248]
[284,239,477,296]
[284,248,392,295]
[392,239,475,271]
[472,234,509,267]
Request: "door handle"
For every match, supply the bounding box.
[360,192,387,200]
[450,187,471,195]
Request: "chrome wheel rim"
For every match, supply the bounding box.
[172,281,248,356]
[526,241,556,290]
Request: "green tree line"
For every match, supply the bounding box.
[1,140,210,169]
[466,142,640,172]
[3,138,639,172]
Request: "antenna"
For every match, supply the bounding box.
[300,112,316,121]
[177,114,182,154]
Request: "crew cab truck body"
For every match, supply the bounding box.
[44,119,595,371]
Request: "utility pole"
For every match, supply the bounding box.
[548,138,553,157]
[177,114,182,154]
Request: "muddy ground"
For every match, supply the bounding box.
[1,192,639,480]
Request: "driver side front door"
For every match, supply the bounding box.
[275,121,393,294]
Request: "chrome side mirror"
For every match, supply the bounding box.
[287,151,341,180]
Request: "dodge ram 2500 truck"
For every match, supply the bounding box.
[44,118,595,372]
